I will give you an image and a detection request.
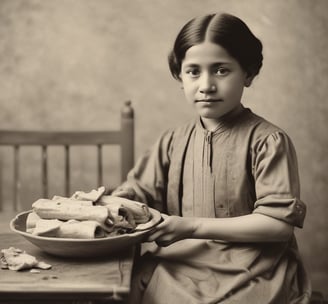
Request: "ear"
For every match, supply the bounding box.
[244,74,254,87]
[178,76,183,88]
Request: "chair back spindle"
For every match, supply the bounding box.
[0,101,134,211]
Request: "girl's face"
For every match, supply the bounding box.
[180,42,251,130]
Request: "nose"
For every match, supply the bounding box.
[199,73,216,94]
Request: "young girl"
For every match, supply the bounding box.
[113,13,311,304]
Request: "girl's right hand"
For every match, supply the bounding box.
[111,187,136,200]
[146,214,196,247]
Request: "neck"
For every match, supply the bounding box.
[201,118,222,131]
[200,105,244,131]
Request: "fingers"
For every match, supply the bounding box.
[149,213,169,231]
[111,189,124,197]
[147,230,174,247]
[112,188,136,200]
[161,214,169,220]
[145,214,167,242]
[146,225,165,242]
[147,229,163,242]
[155,239,173,247]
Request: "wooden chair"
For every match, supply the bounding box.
[0,101,134,212]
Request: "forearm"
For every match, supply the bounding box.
[147,213,294,246]
[191,213,294,242]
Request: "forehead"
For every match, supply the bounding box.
[182,42,235,66]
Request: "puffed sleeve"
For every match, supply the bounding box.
[113,129,173,212]
[252,131,306,228]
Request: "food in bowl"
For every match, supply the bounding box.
[27,186,153,239]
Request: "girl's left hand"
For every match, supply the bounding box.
[146,214,195,247]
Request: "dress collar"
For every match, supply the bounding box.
[197,104,246,134]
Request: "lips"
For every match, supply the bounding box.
[195,99,223,103]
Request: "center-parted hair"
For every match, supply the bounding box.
[168,13,263,81]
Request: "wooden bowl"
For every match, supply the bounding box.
[10,209,161,258]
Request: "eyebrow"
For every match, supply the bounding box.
[182,62,231,68]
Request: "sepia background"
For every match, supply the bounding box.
[0,0,327,295]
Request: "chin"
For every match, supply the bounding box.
[199,110,227,119]
[195,104,228,118]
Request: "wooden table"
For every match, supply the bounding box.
[0,233,134,303]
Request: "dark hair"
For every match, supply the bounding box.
[168,13,263,81]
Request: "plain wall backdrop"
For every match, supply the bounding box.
[0,0,327,295]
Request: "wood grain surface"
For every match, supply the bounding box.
[0,233,134,302]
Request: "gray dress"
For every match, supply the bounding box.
[117,105,311,304]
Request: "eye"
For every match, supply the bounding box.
[185,67,200,78]
[215,67,230,76]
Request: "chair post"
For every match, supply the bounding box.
[13,146,20,211]
[65,145,70,197]
[97,144,103,187]
[0,155,2,211]
[120,101,134,182]
[41,146,48,198]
